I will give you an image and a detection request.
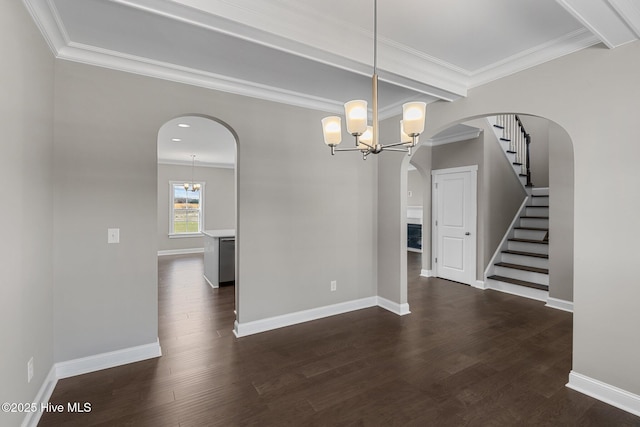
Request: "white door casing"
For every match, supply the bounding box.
[432,166,477,285]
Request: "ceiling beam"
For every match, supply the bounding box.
[555,0,638,48]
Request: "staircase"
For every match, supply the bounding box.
[485,115,550,301]
[487,188,549,300]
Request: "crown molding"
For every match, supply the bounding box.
[427,128,482,146]
[468,28,601,88]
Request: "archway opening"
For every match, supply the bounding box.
[399,113,574,311]
[157,114,239,330]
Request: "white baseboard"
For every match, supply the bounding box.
[234,297,378,337]
[567,371,640,417]
[485,278,548,302]
[420,269,433,277]
[157,248,204,256]
[546,297,574,313]
[473,280,486,290]
[22,339,162,427]
[21,366,58,427]
[377,296,411,316]
[233,295,413,338]
[55,339,162,379]
[203,274,218,289]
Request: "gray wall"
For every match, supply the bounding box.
[476,119,528,274]
[157,164,235,252]
[548,123,574,302]
[52,57,377,361]
[407,169,423,206]
[380,41,640,396]
[0,1,55,424]
[520,115,550,187]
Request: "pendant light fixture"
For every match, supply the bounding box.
[184,154,201,192]
[321,0,427,160]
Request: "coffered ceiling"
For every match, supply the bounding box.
[24,0,640,117]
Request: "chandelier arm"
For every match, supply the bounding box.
[381,141,415,149]
[334,147,370,152]
[381,147,409,152]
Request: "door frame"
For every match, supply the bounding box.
[431,165,478,286]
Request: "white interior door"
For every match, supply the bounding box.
[432,166,477,285]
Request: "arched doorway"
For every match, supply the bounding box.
[396,114,574,312]
[157,114,240,324]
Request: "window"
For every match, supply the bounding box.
[169,181,205,236]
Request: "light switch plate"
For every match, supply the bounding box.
[108,228,120,244]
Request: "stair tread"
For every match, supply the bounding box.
[509,238,549,244]
[531,195,549,198]
[506,150,517,154]
[502,250,549,259]
[493,125,504,129]
[487,275,549,291]
[520,216,549,219]
[514,226,548,231]
[527,205,550,208]
[495,262,548,274]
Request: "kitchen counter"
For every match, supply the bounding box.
[202,229,235,288]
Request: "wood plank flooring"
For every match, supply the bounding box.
[39,253,640,426]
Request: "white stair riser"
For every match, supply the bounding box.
[525,206,549,216]
[486,278,548,301]
[494,266,549,285]
[508,241,549,255]
[514,228,547,240]
[530,197,549,206]
[520,217,549,228]
[501,253,549,269]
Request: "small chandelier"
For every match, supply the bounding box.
[321,0,426,160]
[184,154,201,192]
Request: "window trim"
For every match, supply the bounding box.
[169,180,205,237]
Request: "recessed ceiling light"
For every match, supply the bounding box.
[178,123,190,128]
[171,138,182,142]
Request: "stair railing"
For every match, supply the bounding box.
[495,114,532,187]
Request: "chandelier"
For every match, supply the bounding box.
[184,154,201,192]
[321,0,426,160]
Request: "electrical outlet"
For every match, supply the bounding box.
[27,357,34,383]
[108,228,120,244]
[330,280,337,292]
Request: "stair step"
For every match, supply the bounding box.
[521,216,549,219]
[495,262,548,274]
[515,226,548,231]
[531,195,549,198]
[509,238,548,244]
[493,124,504,129]
[506,150,517,154]
[513,162,522,166]
[487,275,549,291]
[502,250,548,259]
[500,137,511,142]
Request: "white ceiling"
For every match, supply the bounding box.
[157,116,236,167]
[24,0,640,117]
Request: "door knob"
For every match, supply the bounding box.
[465,232,471,235]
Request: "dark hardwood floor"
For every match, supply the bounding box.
[39,253,640,426]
